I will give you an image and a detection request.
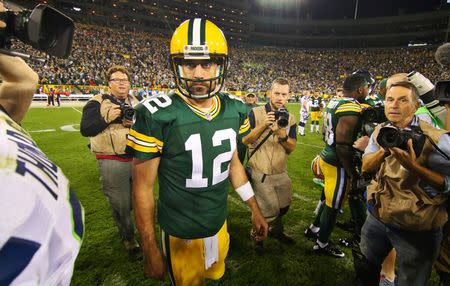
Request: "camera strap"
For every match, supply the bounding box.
[247,129,273,162]
[425,134,450,160]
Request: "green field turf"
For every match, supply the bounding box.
[21,103,439,286]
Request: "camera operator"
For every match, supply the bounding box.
[356,81,450,286]
[0,3,84,284]
[80,65,140,253]
[243,77,297,253]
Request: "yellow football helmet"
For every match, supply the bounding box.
[170,18,228,99]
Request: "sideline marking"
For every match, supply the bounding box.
[293,192,313,203]
[28,129,56,133]
[60,124,80,132]
[72,107,82,114]
[297,142,322,149]
[228,195,248,211]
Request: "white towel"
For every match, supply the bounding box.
[203,233,219,270]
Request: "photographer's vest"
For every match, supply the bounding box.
[415,106,444,129]
[247,105,296,175]
[89,93,138,155]
[367,120,449,231]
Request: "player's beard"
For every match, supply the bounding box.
[187,80,216,96]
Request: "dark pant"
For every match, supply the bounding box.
[360,214,442,286]
[98,159,135,241]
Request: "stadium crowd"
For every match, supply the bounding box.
[11,23,446,94]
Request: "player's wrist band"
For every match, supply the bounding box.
[236,181,254,201]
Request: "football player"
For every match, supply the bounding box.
[304,74,368,258]
[0,4,84,284]
[126,19,268,285]
[298,91,310,136]
[309,91,323,133]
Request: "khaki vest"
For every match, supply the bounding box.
[89,94,138,155]
[367,120,449,231]
[248,106,296,175]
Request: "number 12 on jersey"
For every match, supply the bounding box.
[185,128,236,188]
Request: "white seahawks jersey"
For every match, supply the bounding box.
[0,109,84,286]
[300,96,310,121]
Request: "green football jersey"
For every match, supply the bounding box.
[310,97,322,112]
[320,97,362,166]
[126,92,250,239]
[365,92,384,107]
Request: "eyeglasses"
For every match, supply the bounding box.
[109,78,129,83]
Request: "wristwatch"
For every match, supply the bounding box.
[278,135,289,143]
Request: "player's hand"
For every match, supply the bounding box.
[352,135,370,152]
[0,3,6,29]
[251,210,268,241]
[107,106,122,122]
[143,246,166,280]
[265,111,276,127]
[389,139,417,172]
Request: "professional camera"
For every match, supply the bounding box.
[0,4,74,58]
[103,94,135,121]
[361,103,386,124]
[377,125,425,157]
[407,71,447,126]
[119,103,135,121]
[434,80,450,103]
[274,107,289,128]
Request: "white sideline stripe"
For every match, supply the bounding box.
[297,142,322,149]
[72,107,82,114]
[28,129,56,133]
[293,192,313,203]
[228,195,247,211]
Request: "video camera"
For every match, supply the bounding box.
[0,4,74,59]
[407,71,447,126]
[377,125,426,157]
[434,80,450,104]
[274,107,289,128]
[361,103,386,124]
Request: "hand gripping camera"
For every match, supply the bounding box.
[0,4,74,59]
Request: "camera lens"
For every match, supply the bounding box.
[377,127,400,148]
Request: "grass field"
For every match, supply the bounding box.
[22,103,439,286]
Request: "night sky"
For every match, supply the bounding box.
[250,0,444,20]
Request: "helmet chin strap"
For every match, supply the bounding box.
[177,65,222,99]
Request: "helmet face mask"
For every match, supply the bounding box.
[170,18,228,100]
[170,55,228,99]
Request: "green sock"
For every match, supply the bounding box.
[318,205,339,244]
[313,202,324,227]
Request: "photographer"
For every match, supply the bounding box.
[0,3,84,285]
[243,77,297,253]
[80,65,140,253]
[356,82,450,286]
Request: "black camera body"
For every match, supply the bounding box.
[274,107,289,128]
[119,103,135,121]
[377,125,426,157]
[103,94,135,121]
[434,80,450,103]
[0,4,74,58]
[361,104,386,124]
